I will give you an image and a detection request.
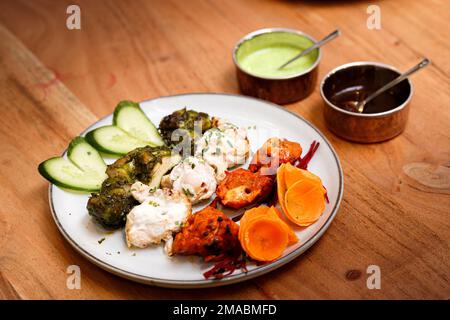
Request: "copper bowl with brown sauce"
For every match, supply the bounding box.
[320,62,413,143]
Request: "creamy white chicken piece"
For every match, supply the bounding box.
[195,118,250,181]
[161,156,217,204]
[125,182,191,255]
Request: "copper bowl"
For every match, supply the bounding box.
[320,61,413,143]
[233,28,321,104]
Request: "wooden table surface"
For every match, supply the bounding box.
[0,0,449,300]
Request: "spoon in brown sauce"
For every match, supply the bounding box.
[343,58,430,113]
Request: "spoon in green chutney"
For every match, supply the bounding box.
[278,29,341,70]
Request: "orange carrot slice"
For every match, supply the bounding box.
[239,206,270,246]
[239,206,269,233]
[268,207,298,245]
[240,206,297,243]
[239,205,298,260]
[276,164,288,215]
[284,179,325,226]
[284,163,324,192]
[243,218,288,261]
[241,206,284,233]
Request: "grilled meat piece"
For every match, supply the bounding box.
[161,156,217,204]
[172,206,240,262]
[87,176,138,229]
[106,146,172,184]
[194,118,250,182]
[125,185,191,255]
[216,168,274,209]
[249,137,302,174]
[158,108,212,149]
[87,146,177,229]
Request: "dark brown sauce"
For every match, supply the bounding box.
[330,85,399,114]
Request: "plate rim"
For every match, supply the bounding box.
[48,92,344,289]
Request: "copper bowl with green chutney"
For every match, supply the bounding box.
[233,28,321,104]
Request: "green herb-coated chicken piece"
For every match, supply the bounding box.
[158,108,212,148]
[87,176,138,229]
[106,146,172,184]
[87,146,177,229]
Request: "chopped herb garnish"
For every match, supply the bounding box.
[191,163,196,169]
[148,200,160,207]
[98,237,106,244]
[182,188,194,197]
[226,140,233,148]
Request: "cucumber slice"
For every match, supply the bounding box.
[38,157,105,192]
[67,136,107,175]
[113,100,164,146]
[85,125,151,156]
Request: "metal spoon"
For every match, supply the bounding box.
[278,29,340,70]
[346,58,430,113]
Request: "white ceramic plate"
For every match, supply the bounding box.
[49,93,343,288]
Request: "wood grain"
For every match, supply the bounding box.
[0,0,449,299]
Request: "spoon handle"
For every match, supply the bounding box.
[278,29,341,70]
[357,58,430,112]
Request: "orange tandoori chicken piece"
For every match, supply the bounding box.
[216,168,274,209]
[249,138,302,174]
[172,206,240,262]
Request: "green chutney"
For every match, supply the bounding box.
[236,31,319,78]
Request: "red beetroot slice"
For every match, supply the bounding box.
[296,140,320,170]
[203,255,247,279]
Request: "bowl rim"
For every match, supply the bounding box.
[232,27,322,80]
[320,61,414,118]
